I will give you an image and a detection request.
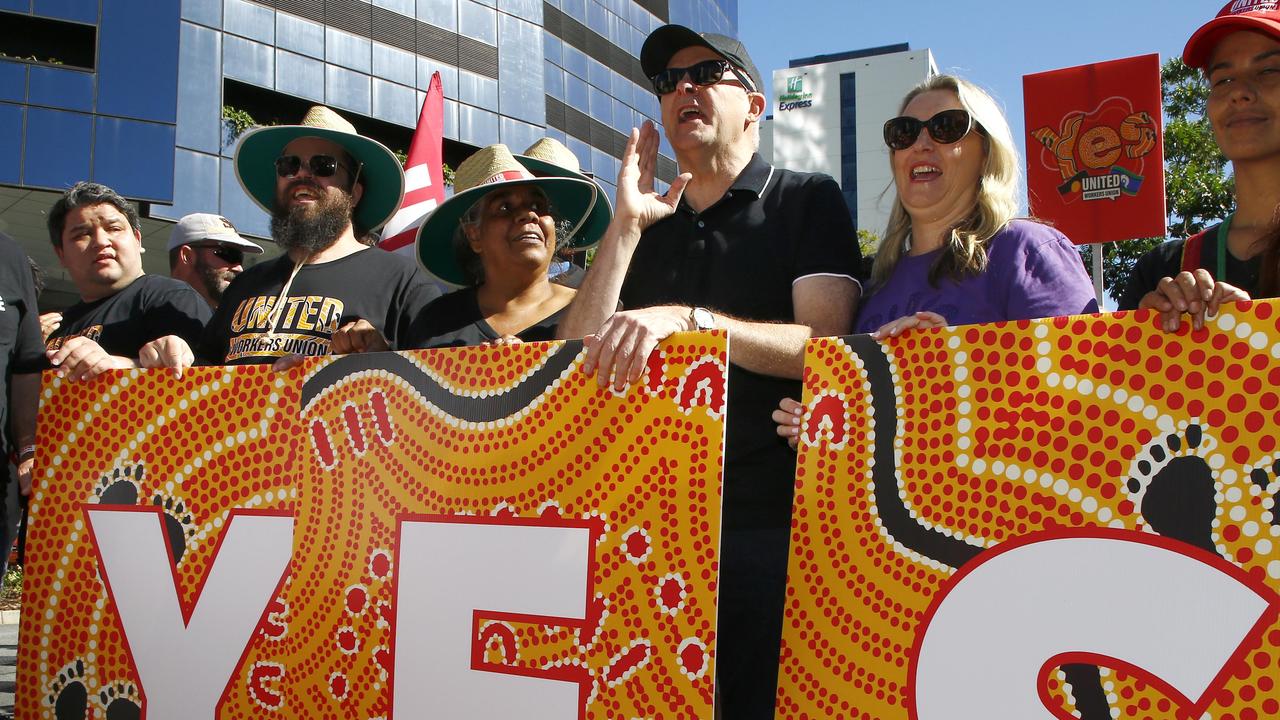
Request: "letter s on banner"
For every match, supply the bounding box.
[392,516,594,719]
[911,528,1279,720]
[86,508,295,720]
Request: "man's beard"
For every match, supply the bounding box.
[271,183,355,253]
[196,262,237,305]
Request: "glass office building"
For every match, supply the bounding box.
[0,0,734,303]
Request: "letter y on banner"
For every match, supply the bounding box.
[86,508,294,720]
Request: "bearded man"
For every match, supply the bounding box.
[141,106,440,367]
[167,213,264,309]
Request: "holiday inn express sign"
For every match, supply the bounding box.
[778,74,814,111]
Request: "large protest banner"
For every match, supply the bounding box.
[777,302,1280,719]
[19,334,727,718]
[1024,54,1166,246]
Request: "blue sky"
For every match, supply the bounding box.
[740,0,1207,160]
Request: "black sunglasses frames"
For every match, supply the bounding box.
[274,154,353,179]
[883,109,983,151]
[650,59,756,96]
[189,244,245,264]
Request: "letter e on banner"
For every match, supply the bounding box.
[392,516,593,719]
[911,529,1279,719]
[85,507,295,719]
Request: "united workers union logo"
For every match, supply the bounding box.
[778,74,813,112]
[1031,96,1157,203]
[1226,0,1279,15]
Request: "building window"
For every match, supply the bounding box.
[839,71,858,230]
[0,11,97,71]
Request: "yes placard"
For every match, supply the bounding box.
[779,303,1280,719]
[20,334,728,718]
[1024,54,1166,245]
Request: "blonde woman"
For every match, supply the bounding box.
[861,74,1096,336]
[775,75,1097,440]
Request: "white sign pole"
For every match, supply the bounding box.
[1091,242,1106,305]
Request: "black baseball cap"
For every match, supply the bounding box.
[640,24,764,95]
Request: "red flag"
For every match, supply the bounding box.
[379,72,445,256]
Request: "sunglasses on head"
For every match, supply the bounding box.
[193,244,244,264]
[650,59,756,96]
[274,154,353,178]
[883,109,983,151]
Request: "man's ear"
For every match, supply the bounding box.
[179,245,196,266]
[351,177,364,208]
[746,91,767,123]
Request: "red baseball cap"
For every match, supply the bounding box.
[1184,0,1280,69]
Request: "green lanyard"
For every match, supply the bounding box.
[1216,213,1231,280]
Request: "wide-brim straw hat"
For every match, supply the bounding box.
[234,105,405,233]
[415,144,598,287]
[516,138,612,249]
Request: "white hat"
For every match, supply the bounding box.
[168,213,264,253]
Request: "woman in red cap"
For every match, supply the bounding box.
[1119,0,1280,327]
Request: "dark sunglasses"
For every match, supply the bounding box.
[650,59,756,96]
[274,154,352,178]
[192,244,244,264]
[883,109,983,151]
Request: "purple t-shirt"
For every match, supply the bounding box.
[856,219,1099,334]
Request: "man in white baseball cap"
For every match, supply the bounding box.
[167,213,264,309]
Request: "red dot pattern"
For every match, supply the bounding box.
[19,333,728,719]
[779,306,1280,719]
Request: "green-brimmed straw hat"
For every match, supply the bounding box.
[516,138,613,249]
[415,144,598,287]
[234,105,405,233]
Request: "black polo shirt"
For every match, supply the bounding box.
[620,153,860,528]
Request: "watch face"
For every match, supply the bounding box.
[693,307,714,331]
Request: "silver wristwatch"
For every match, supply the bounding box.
[690,306,715,331]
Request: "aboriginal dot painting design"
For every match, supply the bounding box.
[19,366,298,720]
[19,333,726,719]
[778,303,1280,720]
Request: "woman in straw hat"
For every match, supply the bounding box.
[516,138,614,288]
[335,142,602,349]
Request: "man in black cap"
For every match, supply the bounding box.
[559,25,861,720]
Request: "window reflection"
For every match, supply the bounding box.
[418,0,458,31]
[326,64,371,115]
[458,0,497,45]
[277,13,325,58]
[276,50,325,103]
[326,27,372,74]
[176,22,224,154]
[498,14,543,125]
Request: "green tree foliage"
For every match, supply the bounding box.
[857,228,881,257]
[221,105,258,141]
[1080,59,1234,293]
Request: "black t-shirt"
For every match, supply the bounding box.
[199,248,441,364]
[1118,222,1262,310]
[620,154,861,528]
[46,274,211,357]
[0,233,45,462]
[403,286,563,348]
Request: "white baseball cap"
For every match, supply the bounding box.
[167,213,264,253]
